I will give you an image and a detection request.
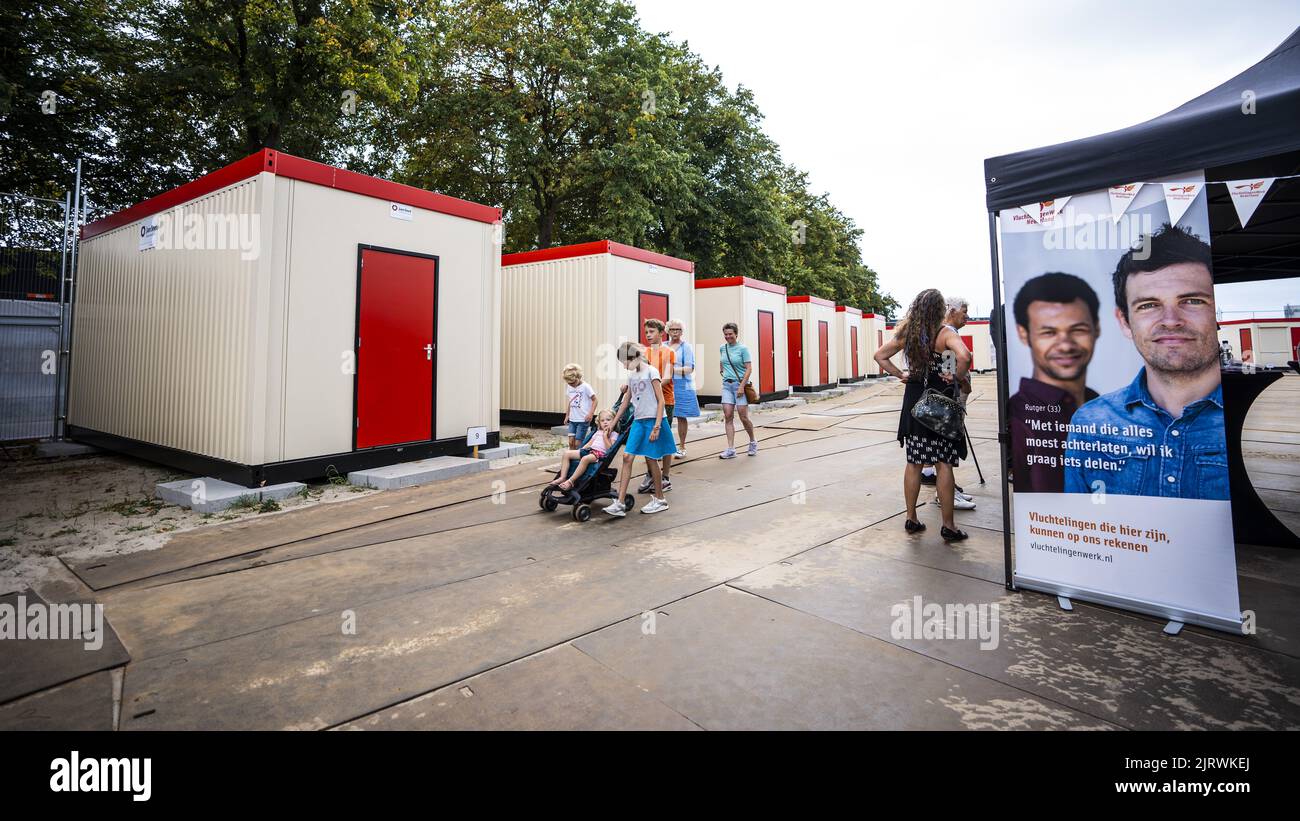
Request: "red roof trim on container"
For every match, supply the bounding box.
[501,240,694,274]
[835,305,862,316]
[1218,317,1295,325]
[81,148,501,241]
[694,275,786,295]
[788,295,835,308]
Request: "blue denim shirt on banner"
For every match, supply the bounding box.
[1063,368,1229,501]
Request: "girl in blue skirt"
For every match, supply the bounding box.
[605,341,675,516]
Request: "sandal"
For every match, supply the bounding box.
[941,526,969,542]
[557,480,574,492]
[904,519,926,533]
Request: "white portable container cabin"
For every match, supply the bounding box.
[70,149,503,486]
[693,276,790,403]
[863,313,888,376]
[1218,317,1300,366]
[786,295,839,391]
[500,241,696,423]
[835,305,866,383]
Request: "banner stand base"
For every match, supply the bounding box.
[1014,575,1244,635]
[1057,596,1073,611]
[1163,620,1185,636]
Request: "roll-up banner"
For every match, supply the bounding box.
[999,173,1242,633]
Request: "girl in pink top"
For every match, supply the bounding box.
[552,410,616,492]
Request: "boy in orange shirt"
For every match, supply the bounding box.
[639,318,677,493]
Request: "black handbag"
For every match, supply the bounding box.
[911,386,967,452]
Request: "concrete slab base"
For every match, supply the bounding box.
[258,482,309,503]
[156,478,307,513]
[476,443,531,460]
[347,456,488,490]
[549,424,569,435]
[35,441,100,458]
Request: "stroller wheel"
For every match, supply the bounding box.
[541,493,559,512]
[572,503,592,522]
[622,494,636,511]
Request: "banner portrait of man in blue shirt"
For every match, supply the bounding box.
[1064,224,1229,501]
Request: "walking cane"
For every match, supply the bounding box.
[964,423,985,484]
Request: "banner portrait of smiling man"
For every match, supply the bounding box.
[999,175,1242,632]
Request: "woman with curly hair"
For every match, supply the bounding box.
[873,288,972,542]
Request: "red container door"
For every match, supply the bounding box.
[1291,326,1300,360]
[1240,328,1253,361]
[638,291,669,344]
[758,310,775,394]
[355,248,436,449]
[818,321,829,385]
[787,320,803,387]
[850,326,859,377]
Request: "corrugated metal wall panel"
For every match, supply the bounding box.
[501,255,606,415]
[836,312,862,380]
[693,286,739,397]
[69,178,262,463]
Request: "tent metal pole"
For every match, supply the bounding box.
[988,210,1014,590]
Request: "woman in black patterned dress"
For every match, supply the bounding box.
[873,289,972,541]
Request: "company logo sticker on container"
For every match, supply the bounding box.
[139,216,160,251]
[390,202,414,221]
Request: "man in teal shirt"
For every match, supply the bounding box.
[719,322,757,458]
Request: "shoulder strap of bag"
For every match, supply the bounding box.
[725,344,745,383]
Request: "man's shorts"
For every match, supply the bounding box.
[664,403,674,420]
[721,380,747,406]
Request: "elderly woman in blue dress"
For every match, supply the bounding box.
[666,318,698,458]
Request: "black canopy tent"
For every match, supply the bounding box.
[983,28,1300,588]
[985,27,1300,287]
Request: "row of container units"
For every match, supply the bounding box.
[786,296,840,391]
[880,320,996,373]
[69,149,503,486]
[502,262,883,419]
[499,241,696,423]
[1218,317,1300,366]
[67,146,891,484]
[694,276,790,403]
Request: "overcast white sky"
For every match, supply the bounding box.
[633,0,1300,317]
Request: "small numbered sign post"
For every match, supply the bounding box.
[467,426,488,459]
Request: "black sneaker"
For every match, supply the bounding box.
[920,472,937,486]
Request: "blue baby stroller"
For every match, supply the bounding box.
[539,405,636,522]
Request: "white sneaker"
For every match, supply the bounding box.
[720,448,737,459]
[935,496,977,510]
[747,440,758,456]
[641,498,669,514]
[675,449,687,458]
[604,501,626,517]
[638,476,654,494]
[957,491,974,503]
